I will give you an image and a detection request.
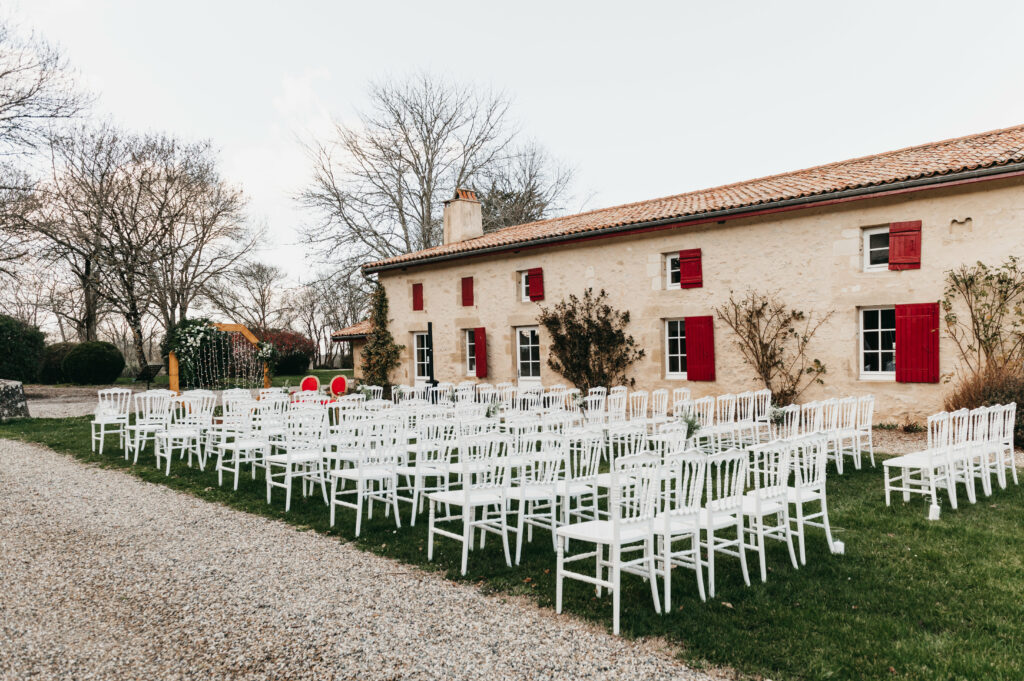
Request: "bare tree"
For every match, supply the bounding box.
[21,125,126,340]
[0,19,91,277]
[206,260,292,333]
[95,133,189,369]
[290,270,370,367]
[715,290,833,405]
[146,141,255,331]
[477,142,573,233]
[299,74,573,271]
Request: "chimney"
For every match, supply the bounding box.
[443,188,483,244]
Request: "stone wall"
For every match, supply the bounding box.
[0,379,30,420]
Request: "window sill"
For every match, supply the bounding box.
[862,265,890,273]
[666,374,689,381]
[859,373,895,382]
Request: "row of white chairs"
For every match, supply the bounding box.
[883,404,1017,519]
[554,433,840,634]
[92,385,848,637]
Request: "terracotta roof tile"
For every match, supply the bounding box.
[330,319,372,340]
[365,123,1024,270]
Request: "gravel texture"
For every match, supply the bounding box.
[0,438,712,681]
[22,384,134,419]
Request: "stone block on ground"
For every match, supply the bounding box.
[0,379,30,420]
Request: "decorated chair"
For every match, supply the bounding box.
[328,375,348,397]
[299,375,321,393]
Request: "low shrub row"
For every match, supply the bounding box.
[945,368,1024,447]
[0,315,126,385]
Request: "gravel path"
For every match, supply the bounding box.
[0,439,710,681]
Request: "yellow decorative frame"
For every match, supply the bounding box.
[168,323,271,393]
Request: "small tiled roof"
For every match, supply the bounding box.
[330,319,372,341]
[365,123,1024,271]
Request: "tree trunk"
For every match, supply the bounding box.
[81,257,99,341]
[125,302,148,371]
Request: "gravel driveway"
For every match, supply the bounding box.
[0,439,711,681]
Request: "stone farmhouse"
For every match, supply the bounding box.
[332,124,1024,420]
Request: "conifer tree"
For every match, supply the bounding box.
[360,284,403,394]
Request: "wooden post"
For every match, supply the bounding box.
[168,351,180,394]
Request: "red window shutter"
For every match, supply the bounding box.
[473,327,487,378]
[527,268,545,301]
[895,302,939,383]
[412,283,423,311]
[461,276,474,307]
[684,315,715,381]
[888,221,921,270]
[678,248,703,288]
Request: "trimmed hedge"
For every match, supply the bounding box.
[39,342,79,384]
[62,341,126,385]
[0,314,45,383]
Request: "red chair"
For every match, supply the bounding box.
[299,375,320,393]
[329,375,347,397]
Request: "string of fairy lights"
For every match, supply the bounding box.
[179,330,265,391]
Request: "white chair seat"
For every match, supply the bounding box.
[554,519,650,544]
[556,480,596,498]
[157,426,200,439]
[428,488,503,507]
[882,450,934,469]
[652,510,701,533]
[697,507,742,530]
[507,483,556,502]
[785,486,823,504]
[741,491,786,516]
[92,415,123,425]
[396,464,445,478]
[266,450,323,464]
[332,466,393,480]
[127,423,162,433]
[220,438,267,451]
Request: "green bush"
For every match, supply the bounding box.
[945,368,1024,447]
[62,341,126,385]
[261,329,315,375]
[0,314,46,383]
[39,342,79,384]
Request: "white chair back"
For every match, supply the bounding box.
[705,448,747,513]
[628,391,649,421]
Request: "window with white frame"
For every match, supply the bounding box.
[860,307,895,378]
[516,326,541,380]
[519,271,532,302]
[665,319,687,378]
[413,332,431,381]
[862,226,890,271]
[464,329,476,376]
[665,254,680,289]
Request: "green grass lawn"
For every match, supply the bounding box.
[269,368,352,388]
[1,415,1021,681]
[110,368,353,389]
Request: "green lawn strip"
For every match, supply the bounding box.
[268,369,352,388]
[2,416,1022,681]
[111,368,353,389]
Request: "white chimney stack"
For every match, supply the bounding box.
[443,188,483,245]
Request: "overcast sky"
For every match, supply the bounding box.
[12,0,1024,282]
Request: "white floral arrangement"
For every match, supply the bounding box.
[254,340,276,363]
[174,323,225,364]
